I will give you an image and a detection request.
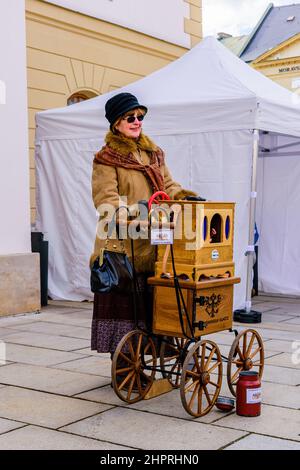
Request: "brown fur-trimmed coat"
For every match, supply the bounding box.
[90,131,196,272]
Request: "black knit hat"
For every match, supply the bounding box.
[105,92,147,128]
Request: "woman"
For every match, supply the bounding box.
[90,92,197,356]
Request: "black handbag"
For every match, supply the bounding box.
[90,248,133,294]
[90,208,134,294]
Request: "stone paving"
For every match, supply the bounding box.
[0,295,299,450]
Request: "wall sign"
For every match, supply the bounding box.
[278,65,300,73]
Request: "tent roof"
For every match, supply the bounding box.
[36,37,300,140]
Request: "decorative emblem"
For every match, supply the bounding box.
[202,293,222,318]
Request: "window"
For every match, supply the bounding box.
[225,216,230,240]
[210,214,222,243]
[67,90,98,106]
[202,216,208,241]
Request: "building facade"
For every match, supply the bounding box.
[0,0,40,316]
[26,0,202,223]
[240,3,300,93]
[251,34,300,92]
[219,3,300,93]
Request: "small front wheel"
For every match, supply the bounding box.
[180,340,223,417]
[112,329,157,404]
[227,329,264,396]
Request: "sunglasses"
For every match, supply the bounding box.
[123,114,145,123]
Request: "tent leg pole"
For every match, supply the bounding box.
[234,129,261,324]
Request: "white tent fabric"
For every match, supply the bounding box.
[256,132,300,295]
[35,36,300,304]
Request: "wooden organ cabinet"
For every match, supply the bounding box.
[149,201,241,337]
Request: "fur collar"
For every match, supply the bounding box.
[104,131,159,156]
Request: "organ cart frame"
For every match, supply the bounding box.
[110,197,264,417]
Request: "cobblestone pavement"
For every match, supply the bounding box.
[0,295,299,450]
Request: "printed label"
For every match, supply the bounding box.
[151,228,173,245]
[246,387,261,404]
[211,249,219,260]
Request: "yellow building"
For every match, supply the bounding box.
[252,34,300,92]
[219,3,300,92]
[25,0,202,223]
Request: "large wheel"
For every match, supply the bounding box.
[111,330,157,404]
[159,337,190,388]
[180,340,223,417]
[227,329,264,397]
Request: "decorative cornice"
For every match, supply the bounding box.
[253,57,300,69]
[25,2,187,62]
[252,33,300,64]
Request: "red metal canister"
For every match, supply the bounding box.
[236,371,261,417]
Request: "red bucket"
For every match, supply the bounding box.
[236,371,261,417]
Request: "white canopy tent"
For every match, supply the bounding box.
[35,36,300,307]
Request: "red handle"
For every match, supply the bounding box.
[148,191,170,210]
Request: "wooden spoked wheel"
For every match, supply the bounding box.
[111,330,157,404]
[227,329,264,397]
[180,340,223,417]
[159,337,190,388]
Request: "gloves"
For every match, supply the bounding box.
[184,195,206,202]
[174,189,197,200]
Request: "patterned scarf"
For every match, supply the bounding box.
[94,131,165,192]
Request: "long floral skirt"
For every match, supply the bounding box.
[91,272,154,354]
